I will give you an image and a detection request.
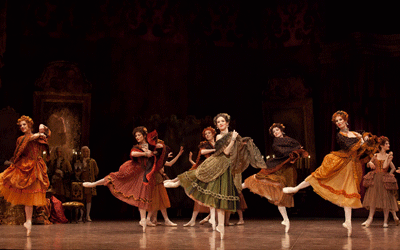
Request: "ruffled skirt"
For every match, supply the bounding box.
[363,172,398,211]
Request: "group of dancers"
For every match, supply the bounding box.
[0,111,399,239]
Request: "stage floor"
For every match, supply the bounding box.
[0,218,399,249]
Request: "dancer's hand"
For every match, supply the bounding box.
[232,130,238,141]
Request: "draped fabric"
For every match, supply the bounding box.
[0,135,50,206]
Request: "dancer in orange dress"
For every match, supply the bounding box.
[83,126,167,232]
[0,116,51,236]
[283,111,380,236]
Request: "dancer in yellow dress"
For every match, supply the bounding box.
[283,111,379,236]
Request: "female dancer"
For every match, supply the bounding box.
[165,113,266,239]
[362,136,399,227]
[0,116,50,236]
[83,126,167,232]
[148,146,184,227]
[243,123,308,233]
[283,111,379,236]
[180,127,216,226]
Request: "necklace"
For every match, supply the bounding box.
[340,128,349,133]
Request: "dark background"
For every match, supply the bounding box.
[1,0,399,220]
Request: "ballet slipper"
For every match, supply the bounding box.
[216,225,225,240]
[139,219,147,233]
[282,187,297,194]
[146,219,156,227]
[342,221,352,237]
[183,220,196,227]
[164,181,180,188]
[164,220,177,226]
[361,218,372,228]
[210,218,216,231]
[281,220,290,233]
[383,223,388,228]
[83,182,96,188]
[24,221,32,237]
[235,220,244,225]
[199,217,209,225]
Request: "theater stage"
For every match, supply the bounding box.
[0,218,399,249]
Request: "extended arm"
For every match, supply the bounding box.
[165,146,184,167]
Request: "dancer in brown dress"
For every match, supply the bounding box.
[362,136,399,227]
[243,123,308,232]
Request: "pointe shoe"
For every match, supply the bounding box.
[24,221,32,237]
[342,221,352,237]
[236,220,244,225]
[164,181,180,188]
[216,225,225,240]
[83,182,96,188]
[183,220,196,227]
[281,220,290,233]
[282,187,298,194]
[361,219,372,228]
[139,219,147,232]
[210,219,216,231]
[165,220,177,227]
[199,217,209,225]
[383,223,388,228]
[146,219,156,227]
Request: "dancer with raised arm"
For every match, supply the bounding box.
[362,136,399,227]
[83,126,167,232]
[243,123,308,233]
[0,116,51,236]
[165,113,266,239]
[283,111,379,236]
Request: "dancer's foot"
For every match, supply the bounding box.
[281,220,290,233]
[383,223,389,228]
[24,221,32,237]
[241,182,247,189]
[146,219,156,227]
[342,221,352,237]
[199,217,209,225]
[216,225,225,240]
[183,220,195,227]
[395,218,400,226]
[282,187,298,194]
[361,218,372,228]
[86,216,92,222]
[225,222,234,226]
[164,181,180,188]
[139,219,147,232]
[236,220,244,225]
[165,220,177,227]
[83,182,96,188]
[210,218,216,231]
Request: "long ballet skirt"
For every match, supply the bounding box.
[362,158,398,211]
[105,145,167,211]
[178,132,266,212]
[0,135,50,206]
[306,132,379,208]
[244,136,308,207]
[150,172,171,211]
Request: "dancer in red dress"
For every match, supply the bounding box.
[83,126,167,232]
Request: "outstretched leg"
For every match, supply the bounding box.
[282,181,310,194]
[278,206,290,233]
[24,206,33,236]
[362,207,375,227]
[342,207,352,237]
[83,178,106,188]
